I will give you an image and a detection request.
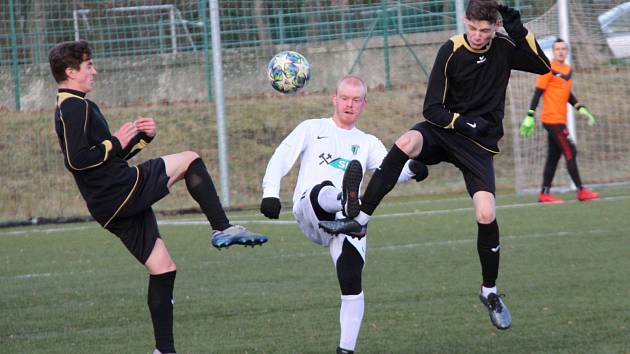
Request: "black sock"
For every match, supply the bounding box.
[360,144,409,215]
[477,220,500,288]
[148,271,176,353]
[185,158,230,231]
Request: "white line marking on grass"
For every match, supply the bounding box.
[198,228,613,266]
[165,195,630,225]
[2,195,627,236]
[0,225,96,236]
[14,272,53,279]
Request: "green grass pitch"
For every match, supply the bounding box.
[2,187,629,353]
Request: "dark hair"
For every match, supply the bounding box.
[48,41,92,83]
[466,0,499,23]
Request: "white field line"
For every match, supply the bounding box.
[7,227,615,280]
[1,195,627,236]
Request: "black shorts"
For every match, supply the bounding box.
[105,158,170,263]
[411,122,496,196]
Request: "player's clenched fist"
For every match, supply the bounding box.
[260,197,281,219]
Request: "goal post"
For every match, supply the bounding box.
[510,0,630,194]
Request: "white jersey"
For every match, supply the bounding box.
[262,118,388,204]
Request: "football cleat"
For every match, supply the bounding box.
[211,225,268,249]
[577,188,600,201]
[479,293,512,330]
[152,349,176,354]
[538,192,564,204]
[318,218,367,239]
[337,347,354,354]
[341,160,363,218]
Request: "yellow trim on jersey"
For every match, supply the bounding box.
[442,52,454,104]
[450,34,492,54]
[123,138,148,159]
[104,166,140,228]
[57,92,106,171]
[446,113,460,129]
[57,92,82,105]
[102,140,113,161]
[525,32,538,54]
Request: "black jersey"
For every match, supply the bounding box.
[54,88,152,226]
[423,31,550,153]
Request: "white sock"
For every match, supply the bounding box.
[318,185,342,213]
[355,211,370,225]
[481,286,497,298]
[339,292,364,351]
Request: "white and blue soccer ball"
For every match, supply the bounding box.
[267,51,310,94]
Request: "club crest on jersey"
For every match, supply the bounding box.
[351,145,360,155]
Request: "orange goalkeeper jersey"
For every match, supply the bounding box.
[536,60,573,124]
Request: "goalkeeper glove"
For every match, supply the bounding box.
[520,110,536,137]
[408,160,429,182]
[454,115,489,137]
[577,105,597,126]
[260,197,281,219]
[497,4,528,40]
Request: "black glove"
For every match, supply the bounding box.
[454,115,489,137]
[497,4,527,40]
[408,160,429,182]
[260,197,281,219]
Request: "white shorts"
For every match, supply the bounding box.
[292,186,367,263]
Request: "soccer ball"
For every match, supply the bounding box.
[267,51,310,94]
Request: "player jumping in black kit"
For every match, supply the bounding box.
[49,40,267,354]
[320,0,550,330]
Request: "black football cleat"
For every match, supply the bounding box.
[318,218,367,239]
[341,160,363,218]
[337,347,354,354]
[479,293,512,330]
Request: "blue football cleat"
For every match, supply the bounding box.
[318,218,367,239]
[479,293,512,330]
[211,225,268,249]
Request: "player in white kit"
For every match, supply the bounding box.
[260,75,427,353]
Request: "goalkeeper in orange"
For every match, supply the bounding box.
[520,38,599,203]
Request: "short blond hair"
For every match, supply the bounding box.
[336,75,367,100]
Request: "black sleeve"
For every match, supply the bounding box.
[422,41,458,128]
[529,87,544,111]
[510,33,551,75]
[59,98,122,170]
[118,132,154,160]
[569,92,579,107]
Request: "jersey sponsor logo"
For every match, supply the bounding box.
[318,153,351,171]
[466,122,477,128]
[476,55,487,64]
[316,135,328,139]
[351,144,360,155]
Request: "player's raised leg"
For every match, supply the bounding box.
[161,152,268,249]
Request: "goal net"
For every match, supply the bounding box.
[510,0,630,194]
